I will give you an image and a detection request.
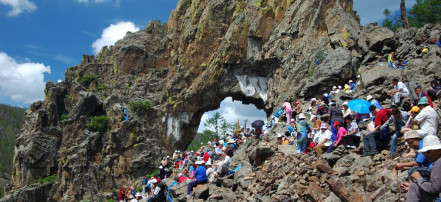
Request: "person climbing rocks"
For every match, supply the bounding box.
[387,78,410,106]
[388,51,397,69]
[282,98,293,124]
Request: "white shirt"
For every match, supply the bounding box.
[206,167,215,182]
[342,108,352,118]
[313,129,332,146]
[222,155,231,167]
[415,106,439,137]
[394,82,409,94]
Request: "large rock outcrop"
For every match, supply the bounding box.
[4,0,441,201]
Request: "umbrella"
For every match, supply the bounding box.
[251,120,265,129]
[347,99,371,114]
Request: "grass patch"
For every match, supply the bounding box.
[145,169,159,178]
[82,74,97,86]
[87,115,109,134]
[128,100,153,114]
[37,174,57,185]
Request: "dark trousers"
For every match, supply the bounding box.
[342,135,360,147]
[363,130,380,155]
[187,179,207,195]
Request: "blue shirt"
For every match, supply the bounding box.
[194,165,207,181]
[350,83,355,90]
[370,99,383,109]
[415,139,433,168]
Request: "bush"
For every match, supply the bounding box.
[145,169,159,178]
[137,186,143,192]
[82,74,97,86]
[87,115,109,134]
[128,100,152,114]
[60,114,68,121]
[97,84,106,91]
[37,174,57,185]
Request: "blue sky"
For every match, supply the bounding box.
[0,0,416,131]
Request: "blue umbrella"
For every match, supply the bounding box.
[347,99,371,114]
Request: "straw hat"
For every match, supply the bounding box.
[405,130,420,140]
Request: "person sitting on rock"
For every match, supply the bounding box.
[362,105,392,156]
[307,98,318,114]
[413,96,438,138]
[400,135,441,202]
[413,85,431,107]
[282,136,289,144]
[427,79,441,101]
[355,75,362,91]
[343,84,351,93]
[349,80,355,91]
[310,115,321,139]
[321,93,330,106]
[387,78,410,106]
[342,101,352,118]
[328,100,344,143]
[342,115,360,149]
[330,86,338,95]
[276,133,283,145]
[147,179,165,202]
[187,161,207,198]
[382,106,409,154]
[313,123,332,155]
[326,121,346,153]
[205,161,216,183]
[295,113,311,154]
[215,150,231,176]
[388,51,397,69]
[394,131,432,171]
[367,95,383,110]
[117,186,127,201]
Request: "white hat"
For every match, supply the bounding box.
[264,131,268,135]
[135,193,142,197]
[342,101,348,106]
[298,113,306,119]
[367,95,373,101]
[323,93,328,97]
[418,135,441,153]
[206,161,212,166]
[310,115,316,121]
[158,166,163,169]
[357,75,361,78]
[311,98,317,101]
[349,80,353,83]
[333,86,337,89]
[195,161,203,165]
[175,150,178,153]
[128,195,134,199]
[150,179,157,184]
[291,118,295,122]
[228,139,235,144]
[338,85,342,89]
[207,141,211,145]
[277,133,283,138]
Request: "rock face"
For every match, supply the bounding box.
[5,0,441,201]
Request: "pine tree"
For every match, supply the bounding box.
[409,0,441,27]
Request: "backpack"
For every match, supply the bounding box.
[317,105,328,115]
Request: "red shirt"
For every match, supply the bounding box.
[374,109,392,126]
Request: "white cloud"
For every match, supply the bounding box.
[353,0,416,25]
[92,21,140,54]
[75,0,120,7]
[0,0,37,17]
[0,52,50,104]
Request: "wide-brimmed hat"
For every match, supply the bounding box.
[418,135,441,153]
[310,115,317,121]
[342,101,348,106]
[195,161,203,165]
[333,121,341,127]
[277,133,283,138]
[338,85,342,89]
[298,113,306,119]
[408,106,420,113]
[349,80,353,83]
[366,95,373,101]
[418,96,429,106]
[228,139,235,144]
[405,130,420,140]
[320,123,327,129]
[150,179,157,184]
[333,86,337,89]
[206,161,212,166]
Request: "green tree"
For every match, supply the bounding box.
[219,119,235,138]
[409,0,441,27]
[203,112,224,139]
[382,9,393,28]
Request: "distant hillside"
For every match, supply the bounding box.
[0,104,25,174]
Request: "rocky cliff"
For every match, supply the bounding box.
[3,0,441,201]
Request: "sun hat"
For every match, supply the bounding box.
[418,135,441,153]
[342,101,348,106]
[195,161,203,165]
[298,113,306,119]
[417,96,429,106]
[310,115,317,121]
[338,85,342,89]
[320,123,327,129]
[206,161,212,166]
[349,80,353,83]
[135,193,142,197]
[366,95,373,101]
[291,118,295,122]
[228,139,235,144]
[333,86,337,89]
[405,130,420,140]
[311,98,317,101]
[277,133,283,138]
[158,166,163,169]
[357,75,361,78]
[150,179,157,184]
[332,121,341,127]
[408,106,420,113]
[323,93,328,97]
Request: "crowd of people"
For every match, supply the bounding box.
[275,76,441,201]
